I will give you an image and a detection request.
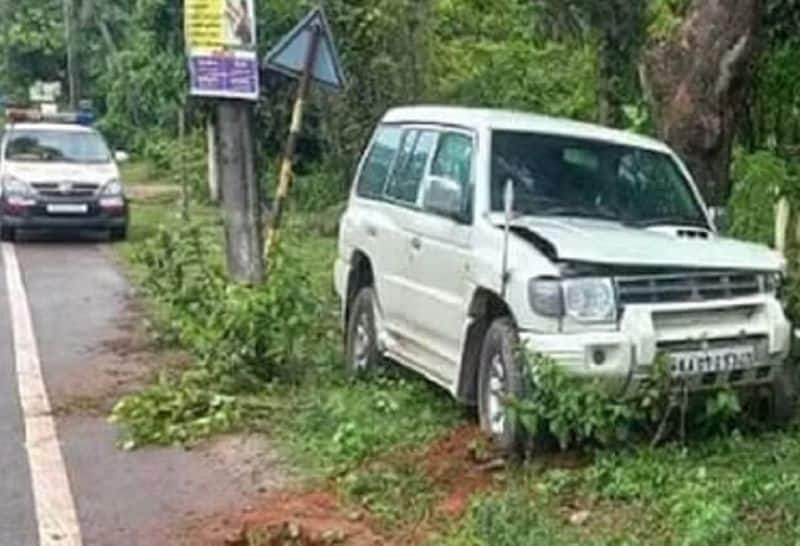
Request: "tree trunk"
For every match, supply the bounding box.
[640,0,763,206]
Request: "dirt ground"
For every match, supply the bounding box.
[183,425,511,546]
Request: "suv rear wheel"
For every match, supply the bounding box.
[345,287,381,377]
[478,317,526,453]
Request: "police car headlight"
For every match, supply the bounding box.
[563,278,617,323]
[1,175,34,198]
[101,179,123,196]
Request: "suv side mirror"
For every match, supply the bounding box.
[709,206,729,234]
[114,150,129,163]
[423,176,466,222]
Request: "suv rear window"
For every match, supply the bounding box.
[356,126,403,198]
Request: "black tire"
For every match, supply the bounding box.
[771,364,798,426]
[109,227,127,241]
[478,317,527,453]
[0,226,15,242]
[344,287,381,377]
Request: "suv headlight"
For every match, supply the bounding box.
[563,278,617,323]
[1,175,34,198]
[528,277,617,323]
[101,179,123,196]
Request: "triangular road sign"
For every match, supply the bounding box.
[263,7,346,92]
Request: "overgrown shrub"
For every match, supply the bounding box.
[728,149,792,245]
[508,351,745,451]
[111,222,321,446]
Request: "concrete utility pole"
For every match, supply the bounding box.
[62,0,78,108]
[216,101,264,284]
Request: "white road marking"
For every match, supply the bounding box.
[2,243,83,546]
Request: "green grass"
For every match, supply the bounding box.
[120,159,158,185]
[437,431,800,545]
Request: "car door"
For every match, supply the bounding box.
[401,130,476,382]
[342,124,405,326]
[377,128,439,338]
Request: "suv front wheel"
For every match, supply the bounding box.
[345,287,381,377]
[478,317,526,453]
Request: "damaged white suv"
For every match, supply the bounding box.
[334,106,794,448]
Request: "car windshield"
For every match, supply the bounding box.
[491,130,708,228]
[4,129,111,164]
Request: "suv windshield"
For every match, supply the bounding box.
[491,130,707,228]
[4,129,111,164]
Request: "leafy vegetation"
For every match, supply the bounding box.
[439,430,800,545]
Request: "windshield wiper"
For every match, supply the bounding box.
[538,205,622,222]
[631,216,709,228]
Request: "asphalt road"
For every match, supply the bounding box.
[0,236,287,546]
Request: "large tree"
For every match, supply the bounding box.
[532,0,648,128]
[641,0,763,206]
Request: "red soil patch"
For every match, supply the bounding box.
[186,424,594,545]
[184,490,390,546]
[422,424,499,518]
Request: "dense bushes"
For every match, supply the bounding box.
[111,222,322,446]
[728,150,794,245]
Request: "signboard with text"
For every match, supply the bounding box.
[185,0,259,100]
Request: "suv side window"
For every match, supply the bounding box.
[356,125,403,198]
[384,129,437,205]
[431,132,473,188]
[422,132,474,218]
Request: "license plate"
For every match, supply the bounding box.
[47,203,88,214]
[669,345,756,376]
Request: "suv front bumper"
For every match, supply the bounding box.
[519,295,792,395]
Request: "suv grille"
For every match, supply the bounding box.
[616,271,761,305]
[32,182,99,198]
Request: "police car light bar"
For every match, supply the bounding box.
[6,108,95,126]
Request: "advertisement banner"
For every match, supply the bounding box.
[185,0,259,100]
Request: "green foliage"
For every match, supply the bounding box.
[509,351,752,451]
[646,0,692,41]
[508,352,671,450]
[0,1,65,100]
[728,150,792,245]
[276,375,461,475]
[111,221,321,447]
[341,461,436,528]
[442,429,800,545]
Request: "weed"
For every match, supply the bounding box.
[341,461,437,529]
[273,375,461,475]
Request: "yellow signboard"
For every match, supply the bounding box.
[185,0,224,48]
[185,0,256,49]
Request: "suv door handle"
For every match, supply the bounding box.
[410,236,422,250]
[366,225,378,237]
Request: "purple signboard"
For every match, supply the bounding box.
[189,52,259,100]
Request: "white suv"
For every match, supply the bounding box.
[334,106,794,448]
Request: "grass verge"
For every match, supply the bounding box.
[115,197,800,545]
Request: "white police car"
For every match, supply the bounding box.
[0,110,128,241]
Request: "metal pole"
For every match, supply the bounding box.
[207,112,220,203]
[62,0,78,109]
[179,106,189,220]
[264,23,322,265]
